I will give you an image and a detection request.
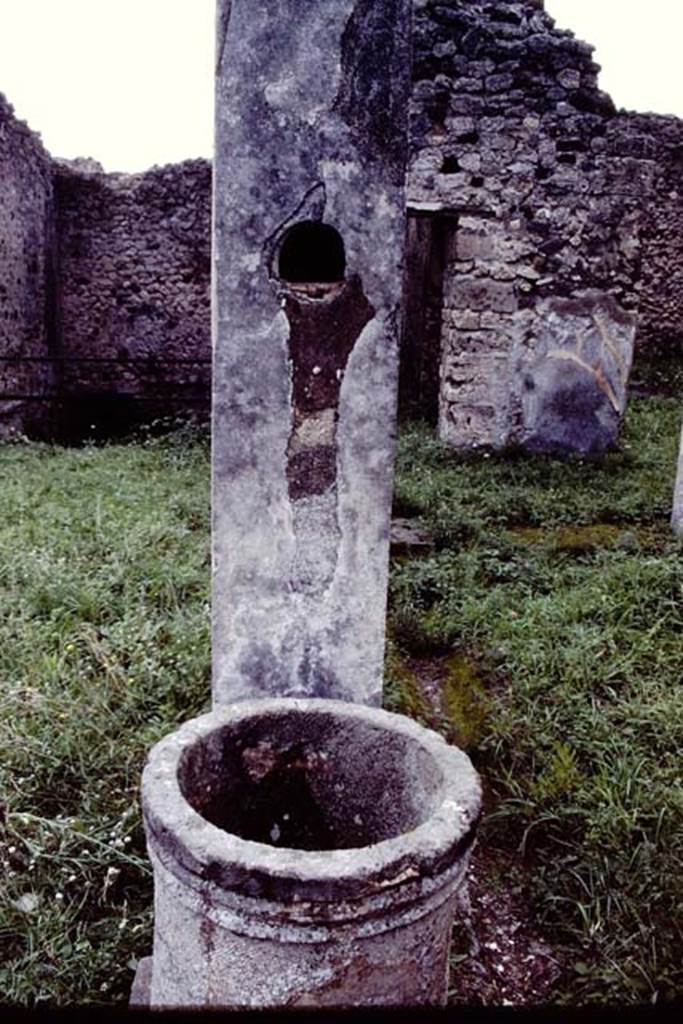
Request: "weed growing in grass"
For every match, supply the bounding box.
[383,638,432,725]
[440,653,492,752]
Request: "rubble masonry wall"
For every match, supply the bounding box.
[2,1,683,441]
[0,92,56,439]
[54,159,211,436]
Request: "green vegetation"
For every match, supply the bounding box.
[440,652,492,752]
[631,343,683,398]
[382,640,432,726]
[0,428,211,1004]
[0,397,681,1006]
[387,397,683,1005]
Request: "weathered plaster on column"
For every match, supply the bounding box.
[212,0,411,705]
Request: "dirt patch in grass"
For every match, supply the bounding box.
[395,649,503,750]
[397,653,567,1006]
[450,845,566,1007]
[398,654,446,725]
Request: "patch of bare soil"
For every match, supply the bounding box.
[406,654,448,723]
[449,845,566,1006]
[407,655,567,1006]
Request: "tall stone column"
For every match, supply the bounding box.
[672,421,683,535]
[212,0,412,706]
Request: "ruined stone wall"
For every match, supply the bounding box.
[0,92,57,439]
[406,0,650,452]
[2,0,683,446]
[620,113,683,355]
[55,159,211,437]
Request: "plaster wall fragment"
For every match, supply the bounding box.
[520,291,636,454]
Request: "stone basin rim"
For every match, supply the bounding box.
[142,697,482,895]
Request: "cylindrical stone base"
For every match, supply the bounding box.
[141,698,482,1009]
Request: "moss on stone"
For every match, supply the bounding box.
[383,641,431,725]
[441,653,491,751]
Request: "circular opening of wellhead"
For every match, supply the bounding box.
[178,708,442,851]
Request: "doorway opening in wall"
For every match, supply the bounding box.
[278,221,346,284]
[398,209,456,425]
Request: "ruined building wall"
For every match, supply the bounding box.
[55,159,211,437]
[405,0,650,452]
[0,93,57,439]
[622,113,683,355]
[3,0,683,444]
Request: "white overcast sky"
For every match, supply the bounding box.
[0,0,682,172]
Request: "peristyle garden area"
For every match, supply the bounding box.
[0,384,681,1006]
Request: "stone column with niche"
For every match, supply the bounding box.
[212,0,412,706]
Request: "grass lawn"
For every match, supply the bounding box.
[0,400,681,1006]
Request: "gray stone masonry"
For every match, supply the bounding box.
[54,159,210,438]
[0,92,56,439]
[212,0,411,706]
[625,114,683,357]
[409,0,644,453]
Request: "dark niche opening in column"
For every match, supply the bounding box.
[278,221,346,284]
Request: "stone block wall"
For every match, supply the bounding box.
[0,92,57,439]
[54,159,211,437]
[622,113,683,356]
[406,0,648,452]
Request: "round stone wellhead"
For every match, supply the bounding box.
[141,697,482,1008]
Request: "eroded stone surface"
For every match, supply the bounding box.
[129,956,153,1009]
[54,159,211,438]
[0,92,56,440]
[627,114,683,356]
[212,0,411,705]
[521,291,635,453]
[390,517,435,557]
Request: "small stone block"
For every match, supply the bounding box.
[129,955,153,1008]
[390,518,435,556]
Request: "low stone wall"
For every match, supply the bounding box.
[0,92,57,439]
[54,158,211,437]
